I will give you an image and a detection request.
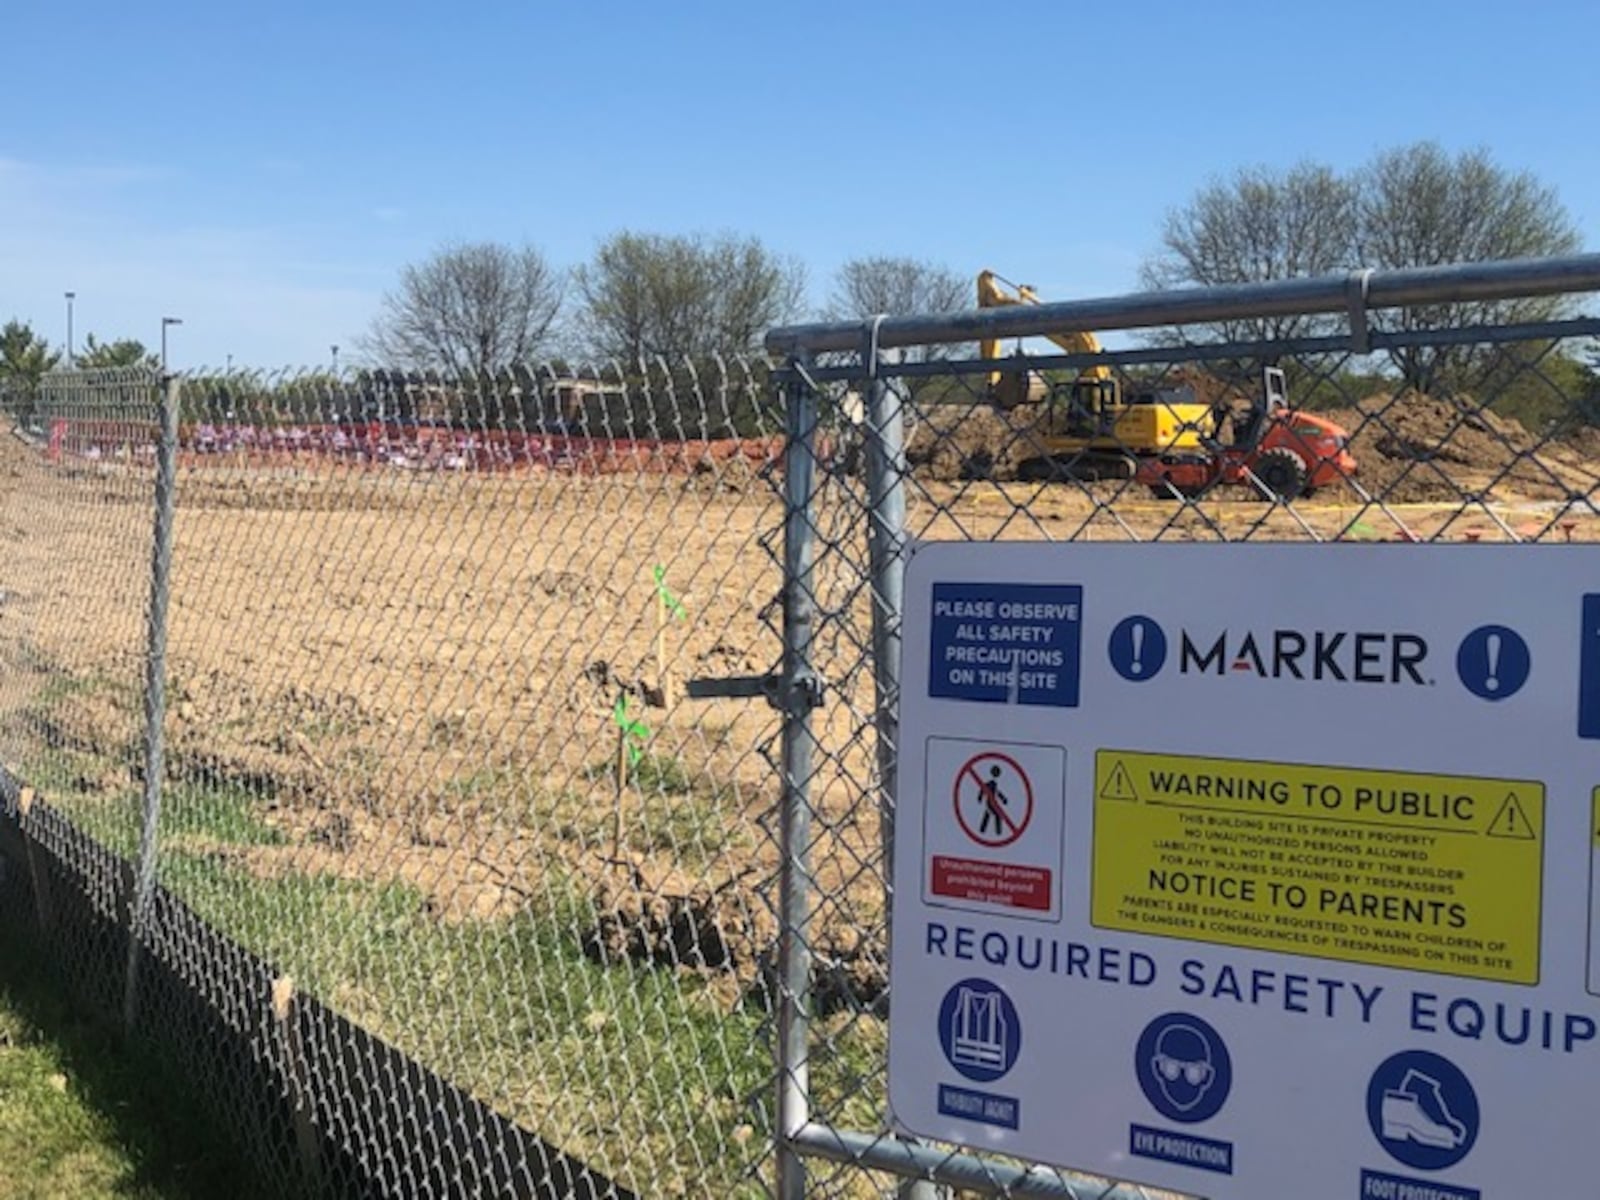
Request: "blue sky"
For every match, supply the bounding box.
[2,0,1595,367]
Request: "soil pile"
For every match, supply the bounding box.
[1321,392,1600,503]
[902,387,1600,505]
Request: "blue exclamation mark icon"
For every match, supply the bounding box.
[1580,594,1600,739]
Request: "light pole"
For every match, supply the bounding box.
[331,344,339,374]
[64,292,75,367]
[161,317,183,372]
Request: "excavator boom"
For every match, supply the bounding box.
[976,270,1110,380]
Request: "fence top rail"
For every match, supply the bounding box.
[763,252,1600,357]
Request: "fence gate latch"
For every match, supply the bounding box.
[685,670,824,714]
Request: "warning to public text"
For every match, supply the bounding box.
[1091,750,1544,984]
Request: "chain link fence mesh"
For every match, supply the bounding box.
[2,361,799,1197]
[770,294,1600,1195]
[0,263,1597,1199]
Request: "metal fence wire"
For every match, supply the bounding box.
[0,254,1597,1199]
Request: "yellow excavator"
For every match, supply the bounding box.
[976,270,1215,481]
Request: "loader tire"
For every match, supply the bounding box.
[1255,447,1309,501]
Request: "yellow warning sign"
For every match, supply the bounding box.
[1092,749,1544,985]
[1099,759,1139,802]
[1487,793,1537,840]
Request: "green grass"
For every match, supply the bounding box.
[577,749,749,863]
[0,929,263,1200]
[11,722,876,1196]
[155,838,778,1195]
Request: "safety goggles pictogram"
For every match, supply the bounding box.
[1153,1054,1213,1087]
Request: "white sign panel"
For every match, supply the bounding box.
[888,542,1600,1200]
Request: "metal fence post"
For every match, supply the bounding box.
[122,370,179,1031]
[777,357,822,1198]
[863,343,948,1199]
[864,334,908,878]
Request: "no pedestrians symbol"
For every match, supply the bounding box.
[954,752,1034,848]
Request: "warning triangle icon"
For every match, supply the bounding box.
[1487,793,1537,840]
[1100,761,1139,803]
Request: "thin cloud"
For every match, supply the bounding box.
[0,155,380,365]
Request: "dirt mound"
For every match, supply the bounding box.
[582,869,888,1013]
[1321,392,1600,503]
[583,872,773,973]
[906,403,1047,481]
[904,386,1600,505]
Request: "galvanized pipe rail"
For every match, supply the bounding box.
[765,253,1600,356]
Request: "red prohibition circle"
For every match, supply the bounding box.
[953,752,1033,848]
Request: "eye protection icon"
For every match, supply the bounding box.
[1154,1054,1213,1088]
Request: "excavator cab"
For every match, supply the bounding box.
[1051,377,1120,438]
[1226,367,1288,449]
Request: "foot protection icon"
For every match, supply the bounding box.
[1380,1069,1467,1150]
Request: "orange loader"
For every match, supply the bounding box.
[1137,367,1357,500]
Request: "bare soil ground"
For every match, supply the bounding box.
[7,405,1600,969]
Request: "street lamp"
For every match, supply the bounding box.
[161,317,183,372]
[64,292,75,367]
[331,344,339,374]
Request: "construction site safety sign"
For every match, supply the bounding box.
[888,542,1600,1200]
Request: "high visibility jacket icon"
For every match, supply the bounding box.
[951,986,1009,1071]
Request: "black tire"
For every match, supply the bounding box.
[1017,457,1059,483]
[1254,447,1309,501]
[1017,456,1075,483]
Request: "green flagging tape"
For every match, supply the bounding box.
[653,565,687,620]
[613,694,651,767]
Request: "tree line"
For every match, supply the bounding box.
[357,231,971,377]
[2,141,1592,422]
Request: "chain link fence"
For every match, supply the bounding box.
[762,255,1600,1197]
[1,255,1598,1198]
[1,360,797,1196]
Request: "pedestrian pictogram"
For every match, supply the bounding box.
[1487,792,1536,840]
[954,752,1033,847]
[1099,759,1139,802]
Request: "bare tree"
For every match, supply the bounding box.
[361,241,564,375]
[824,256,971,361]
[1140,162,1358,348]
[574,231,805,363]
[1355,142,1582,391]
[825,256,967,320]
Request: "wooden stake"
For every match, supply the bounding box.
[271,975,324,1189]
[611,710,628,863]
[656,583,670,706]
[17,788,55,935]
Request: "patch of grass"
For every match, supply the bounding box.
[571,751,746,864]
[441,764,519,804]
[10,763,798,1196]
[160,780,286,848]
[632,787,747,862]
[155,840,777,1196]
[0,927,266,1199]
[630,749,694,795]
